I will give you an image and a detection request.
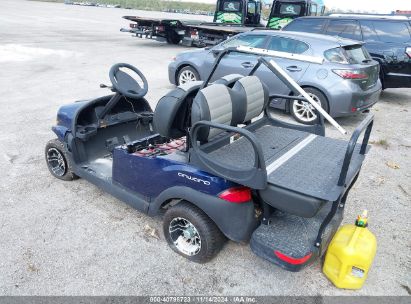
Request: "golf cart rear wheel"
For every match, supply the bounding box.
[290,88,329,125]
[163,201,226,263]
[45,139,77,181]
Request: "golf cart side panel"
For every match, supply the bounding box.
[112,146,236,199]
[149,186,259,242]
[70,160,150,213]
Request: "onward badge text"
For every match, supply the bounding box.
[178,172,211,186]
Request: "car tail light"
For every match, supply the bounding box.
[406,47,411,58]
[157,26,165,32]
[130,23,136,28]
[332,69,368,79]
[171,56,176,61]
[274,250,312,265]
[218,187,251,203]
[190,29,199,39]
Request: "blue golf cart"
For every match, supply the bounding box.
[45,48,374,271]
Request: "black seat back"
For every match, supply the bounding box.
[153,81,202,138]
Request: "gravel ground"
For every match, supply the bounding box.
[0,0,410,296]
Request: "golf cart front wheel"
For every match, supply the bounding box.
[163,201,226,263]
[45,139,77,181]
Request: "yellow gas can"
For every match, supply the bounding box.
[323,210,377,289]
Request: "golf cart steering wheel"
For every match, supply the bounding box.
[109,63,148,99]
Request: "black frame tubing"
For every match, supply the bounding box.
[190,120,267,189]
[338,114,374,186]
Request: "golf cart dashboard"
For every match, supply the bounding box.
[75,94,152,140]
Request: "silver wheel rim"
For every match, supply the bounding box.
[179,70,196,84]
[47,148,66,177]
[169,217,201,256]
[292,93,321,123]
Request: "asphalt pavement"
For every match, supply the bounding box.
[0,0,410,296]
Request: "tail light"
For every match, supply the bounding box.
[274,250,312,265]
[171,56,176,61]
[218,187,251,203]
[406,47,411,58]
[332,69,368,79]
[130,23,137,28]
[190,29,199,39]
[156,26,165,32]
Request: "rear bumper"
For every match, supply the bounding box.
[350,84,381,114]
[250,204,344,271]
[120,27,148,35]
[120,27,166,42]
[250,238,318,272]
[120,27,134,33]
[329,81,382,117]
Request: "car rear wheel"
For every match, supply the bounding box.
[163,201,226,263]
[290,88,329,125]
[45,139,78,181]
[177,66,200,85]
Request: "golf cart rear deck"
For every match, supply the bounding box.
[180,50,373,269]
[188,109,371,269]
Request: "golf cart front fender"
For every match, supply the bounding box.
[52,125,69,141]
[150,186,259,242]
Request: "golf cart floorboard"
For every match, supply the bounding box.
[209,123,365,201]
[250,203,343,270]
[80,156,113,180]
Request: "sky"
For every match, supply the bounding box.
[186,0,411,14]
[322,0,411,13]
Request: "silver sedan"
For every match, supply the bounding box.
[168,30,381,124]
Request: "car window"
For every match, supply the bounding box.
[221,0,242,12]
[324,45,370,64]
[310,4,318,16]
[247,2,256,14]
[283,19,325,33]
[279,3,302,15]
[267,36,309,54]
[359,21,378,42]
[221,34,267,48]
[326,20,362,41]
[343,45,371,64]
[360,20,411,43]
[324,47,348,64]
